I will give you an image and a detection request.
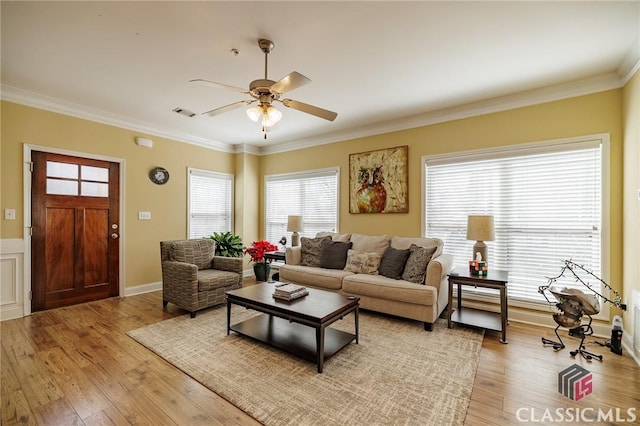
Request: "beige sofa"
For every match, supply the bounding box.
[279,233,454,331]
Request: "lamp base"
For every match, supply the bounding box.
[291,232,300,247]
[473,241,488,263]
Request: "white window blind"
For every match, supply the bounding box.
[188,168,233,239]
[425,140,603,305]
[265,168,339,244]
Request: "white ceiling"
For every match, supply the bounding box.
[2,1,639,153]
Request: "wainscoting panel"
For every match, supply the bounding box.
[0,239,26,321]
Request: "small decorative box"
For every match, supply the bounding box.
[469,260,488,276]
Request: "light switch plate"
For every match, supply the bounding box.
[4,209,16,220]
[138,211,151,220]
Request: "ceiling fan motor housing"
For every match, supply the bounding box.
[249,79,278,99]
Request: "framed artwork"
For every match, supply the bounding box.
[349,145,408,213]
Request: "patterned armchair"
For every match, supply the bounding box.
[160,239,243,318]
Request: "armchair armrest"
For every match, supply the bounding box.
[285,246,302,265]
[212,256,243,275]
[425,253,454,291]
[161,260,199,293]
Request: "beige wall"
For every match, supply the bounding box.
[262,90,624,305]
[623,70,640,335]
[0,88,628,315]
[234,152,260,249]
[1,102,238,287]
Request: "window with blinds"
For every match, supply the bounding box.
[424,138,604,305]
[265,168,339,244]
[188,168,233,239]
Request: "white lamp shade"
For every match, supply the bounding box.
[247,104,282,127]
[287,215,303,232]
[246,105,262,122]
[466,215,495,241]
[265,106,282,125]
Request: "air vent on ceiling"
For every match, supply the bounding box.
[173,107,196,117]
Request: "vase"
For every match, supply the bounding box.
[253,263,271,282]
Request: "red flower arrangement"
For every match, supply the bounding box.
[245,240,279,264]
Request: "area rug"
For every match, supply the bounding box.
[127,306,483,426]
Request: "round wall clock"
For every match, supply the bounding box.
[149,167,170,185]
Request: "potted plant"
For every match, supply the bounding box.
[208,231,245,257]
[245,240,279,281]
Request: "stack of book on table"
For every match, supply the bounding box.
[273,283,309,301]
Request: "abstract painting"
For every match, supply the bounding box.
[349,145,408,213]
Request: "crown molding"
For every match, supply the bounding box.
[260,72,624,155]
[233,143,261,155]
[0,85,235,153]
[619,42,640,84]
[2,70,627,157]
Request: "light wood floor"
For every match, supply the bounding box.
[2,285,639,425]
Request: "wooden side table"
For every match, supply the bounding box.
[264,251,286,263]
[264,251,286,281]
[447,266,509,344]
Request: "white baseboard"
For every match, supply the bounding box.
[123,281,162,296]
[0,304,25,321]
[460,296,615,338]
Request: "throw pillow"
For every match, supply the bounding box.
[349,234,391,256]
[401,244,437,284]
[379,247,411,280]
[170,239,215,270]
[320,240,353,270]
[344,250,382,275]
[300,235,332,267]
[316,232,352,242]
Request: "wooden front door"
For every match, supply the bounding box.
[31,151,120,311]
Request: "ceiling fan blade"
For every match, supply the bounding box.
[270,71,311,95]
[202,100,254,117]
[190,79,248,94]
[280,98,337,121]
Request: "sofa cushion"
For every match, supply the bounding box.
[342,274,437,306]
[300,235,332,267]
[391,236,443,258]
[350,234,391,256]
[344,250,382,275]
[379,247,411,279]
[316,232,352,242]
[320,240,353,269]
[402,244,437,284]
[279,264,353,290]
[170,239,214,270]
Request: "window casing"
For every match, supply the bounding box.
[265,168,339,244]
[188,168,233,239]
[424,136,607,309]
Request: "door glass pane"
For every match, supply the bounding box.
[81,182,109,197]
[47,161,78,179]
[47,178,78,195]
[81,165,109,182]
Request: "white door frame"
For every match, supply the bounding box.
[23,144,126,316]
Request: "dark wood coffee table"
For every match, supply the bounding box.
[226,283,359,373]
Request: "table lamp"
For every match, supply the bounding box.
[466,215,495,262]
[287,215,303,246]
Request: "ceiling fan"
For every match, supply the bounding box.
[189,39,337,139]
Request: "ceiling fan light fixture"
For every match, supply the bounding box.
[247,104,282,127]
[246,105,262,122]
[265,105,282,125]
